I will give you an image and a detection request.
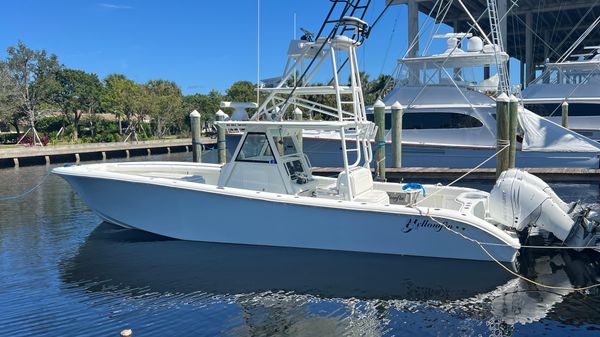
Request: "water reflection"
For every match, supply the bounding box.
[62,223,513,301]
[3,155,600,336]
[61,223,600,335]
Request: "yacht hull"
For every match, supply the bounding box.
[54,167,519,263]
[228,135,599,168]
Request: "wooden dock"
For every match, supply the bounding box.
[0,138,215,168]
[312,167,600,182]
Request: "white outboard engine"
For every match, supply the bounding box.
[489,169,600,251]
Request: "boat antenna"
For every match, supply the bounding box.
[257,0,260,106]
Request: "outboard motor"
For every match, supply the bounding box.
[489,169,600,251]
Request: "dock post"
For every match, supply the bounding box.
[508,95,519,168]
[216,109,227,165]
[496,93,510,177]
[45,155,50,165]
[13,158,19,168]
[562,101,569,128]
[374,99,386,181]
[391,101,403,168]
[75,153,80,163]
[293,107,303,151]
[190,110,202,163]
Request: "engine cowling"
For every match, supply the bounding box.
[489,169,600,251]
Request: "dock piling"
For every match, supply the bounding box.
[508,95,519,168]
[562,101,569,128]
[293,107,303,151]
[496,93,510,177]
[391,101,403,168]
[374,99,386,181]
[216,109,227,165]
[190,110,202,163]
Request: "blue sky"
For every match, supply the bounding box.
[0,1,520,95]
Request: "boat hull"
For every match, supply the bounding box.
[56,171,519,263]
[227,135,600,168]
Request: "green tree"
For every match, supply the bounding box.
[0,61,23,134]
[54,68,102,141]
[182,89,223,125]
[102,74,137,136]
[6,41,61,143]
[145,79,183,137]
[226,81,257,103]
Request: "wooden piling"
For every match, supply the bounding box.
[391,101,403,168]
[496,93,510,177]
[216,109,227,165]
[374,99,386,181]
[293,107,303,151]
[562,101,569,128]
[508,94,519,168]
[190,110,202,163]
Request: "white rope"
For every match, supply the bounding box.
[415,142,510,206]
[0,171,51,202]
[424,212,600,292]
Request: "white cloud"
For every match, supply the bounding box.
[97,3,133,10]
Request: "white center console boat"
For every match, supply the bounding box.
[54,14,600,263]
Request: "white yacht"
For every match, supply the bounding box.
[276,33,600,169]
[522,47,600,140]
[54,15,600,263]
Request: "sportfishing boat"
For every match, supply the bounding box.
[53,7,600,263]
[237,1,600,168]
[522,47,600,140]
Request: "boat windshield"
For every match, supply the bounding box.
[271,131,299,157]
[236,133,276,163]
[398,61,502,93]
[530,63,600,86]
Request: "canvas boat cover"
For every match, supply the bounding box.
[518,108,600,152]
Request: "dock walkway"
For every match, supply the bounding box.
[0,138,215,168]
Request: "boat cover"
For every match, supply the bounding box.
[521,82,600,104]
[518,108,600,152]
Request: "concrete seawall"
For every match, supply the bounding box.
[0,138,215,168]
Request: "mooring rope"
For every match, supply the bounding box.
[423,211,600,292]
[415,142,510,206]
[0,171,51,202]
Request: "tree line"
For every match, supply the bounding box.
[0,42,259,144]
[0,41,393,145]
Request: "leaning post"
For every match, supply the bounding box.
[293,107,303,151]
[374,99,386,181]
[216,109,227,165]
[391,101,403,168]
[562,101,569,128]
[190,110,202,163]
[508,95,519,168]
[496,93,510,177]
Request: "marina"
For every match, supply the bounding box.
[0,138,215,168]
[3,0,600,336]
[2,153,600,336]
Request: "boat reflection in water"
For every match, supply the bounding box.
[61,223,600,335]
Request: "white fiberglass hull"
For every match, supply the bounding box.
[228,135,600,168]
[53,164,519,262]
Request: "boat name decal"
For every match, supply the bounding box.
[402,218,448,233]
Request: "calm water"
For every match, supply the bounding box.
[1,152,600,337]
